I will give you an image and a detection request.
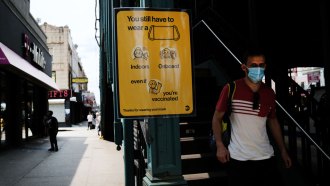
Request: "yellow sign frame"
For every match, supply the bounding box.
[115,8,194,118]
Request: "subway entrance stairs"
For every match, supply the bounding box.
[179,73,228,185]
[133,69,329,186]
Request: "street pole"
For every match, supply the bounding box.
[140,1,187,186]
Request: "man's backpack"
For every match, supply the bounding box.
[221,81,236,147]
[210,81,236,150]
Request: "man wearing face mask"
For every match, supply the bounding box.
[212,49,292,186]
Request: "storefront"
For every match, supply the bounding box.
[48,89,72,126]
[0,0,57,147]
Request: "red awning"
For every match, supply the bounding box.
[0,42,58,90]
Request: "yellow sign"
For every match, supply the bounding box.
[72,77,88,83]
[115,8,194,117]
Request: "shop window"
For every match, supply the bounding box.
[1,102,6,144]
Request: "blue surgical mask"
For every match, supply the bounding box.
[248,67,265,83]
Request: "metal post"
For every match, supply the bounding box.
[111,0,189,185]
[143,118,187,186]
[123,119,135,186]
[139,1,187,185]
[116,1,137,186]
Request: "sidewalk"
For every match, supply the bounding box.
[0,121,125,186]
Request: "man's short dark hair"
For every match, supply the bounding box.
[243,48,266,64]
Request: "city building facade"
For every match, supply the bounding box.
[40,23,95,126]
[0,0,57,147]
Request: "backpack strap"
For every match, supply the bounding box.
[226,81,236,116]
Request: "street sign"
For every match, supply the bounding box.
[115,8,194,118]
[72,77,88,83]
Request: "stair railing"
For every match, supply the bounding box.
[276,95,330,161]
[193,19,330,162]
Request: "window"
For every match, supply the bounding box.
[52,71,56,82]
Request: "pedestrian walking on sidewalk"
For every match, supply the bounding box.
[44,110,59,151]
[87,112,93,130]
[95,112,101,136]
[212,49,292,186]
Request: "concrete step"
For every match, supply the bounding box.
[180,136,212,155]
[179,121,212,138]
[181,153,225,174]
[183,171,228,186]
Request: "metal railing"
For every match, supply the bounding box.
[193,19,330,161]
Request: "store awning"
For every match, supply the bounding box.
[0,42,58,90]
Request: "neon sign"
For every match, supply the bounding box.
[48,89,72,99]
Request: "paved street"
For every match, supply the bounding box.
[0,121,125,186]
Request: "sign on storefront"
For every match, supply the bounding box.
[23,34,46,69]
[307,71,320,83]
[72,77,88,83]
[48,89,72,99]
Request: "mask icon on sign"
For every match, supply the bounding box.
[148,80,162,95]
